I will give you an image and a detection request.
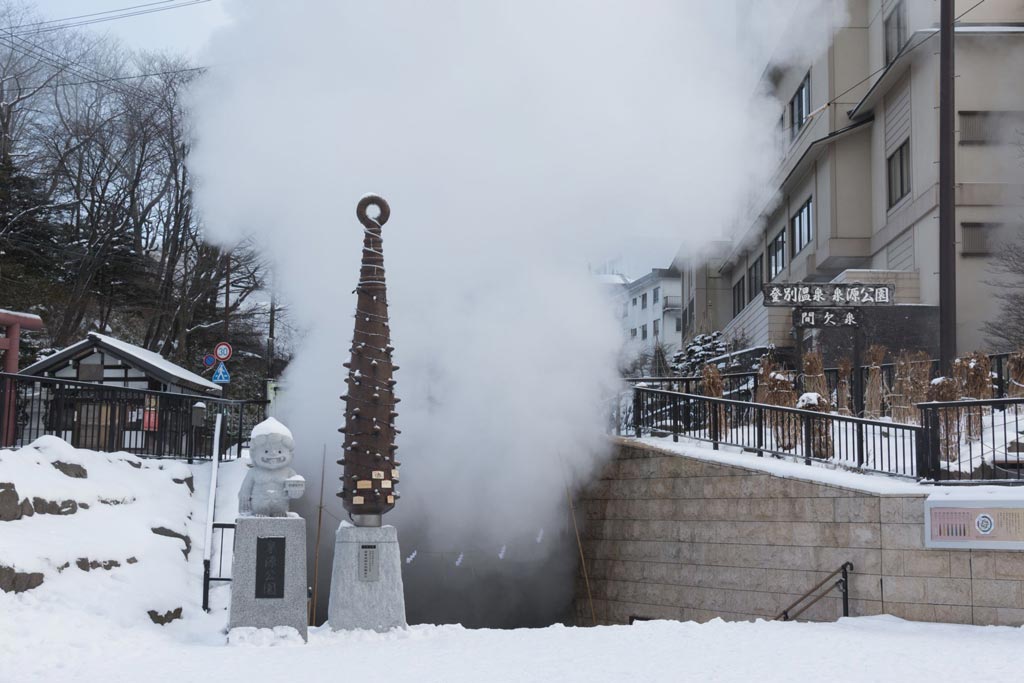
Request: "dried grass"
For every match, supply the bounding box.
[954,351,991,441]
[864,345,888,420]
[1008,351,1024,399]
[802,351,829,407]
[835,357,854,417]
[890,350,931,424]
[797,392,833,459]
[928,376,960,462]
[761,360,799,451]
[701,363,728,440]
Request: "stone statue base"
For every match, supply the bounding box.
[327,522,406,631]
[229,515,308,641]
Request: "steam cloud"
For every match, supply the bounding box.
[190,0,842,623]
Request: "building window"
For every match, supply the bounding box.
[887,139,911,207]
[884,1,907,65]
[791,198,813,255]
[687,299,695,330]
[959,111,1024,145]
[675,317,682,332]
[961,222,1005,256]
[789,73,810,140]
[622,301,628,318]
[747,256,764,302]
[769,229,786,279]
[653,320,660,338]
[732,276,746,318]
[632,297,637,307]
[641,293,648,310]
[653,286,660,304]
[641,324,648,341]
[630,328,637,339]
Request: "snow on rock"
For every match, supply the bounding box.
[0,437,202,629]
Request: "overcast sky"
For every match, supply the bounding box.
[35,0,230,58]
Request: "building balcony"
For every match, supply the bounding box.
[661,295,683,312]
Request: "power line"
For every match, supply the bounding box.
[3,1,181,32]
[4,1,213,39]
[812,0,992,120]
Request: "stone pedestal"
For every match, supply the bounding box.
[327,522,406,631]
[229,515,308,641]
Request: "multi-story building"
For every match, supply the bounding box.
[618,267,683,356]
[686,0,1024,358]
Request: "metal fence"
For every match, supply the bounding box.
[633,387,925,478]
[0,372,267,459]
[632,386,1024,483]
[918,396,1024,481]
[627,352,1013,420]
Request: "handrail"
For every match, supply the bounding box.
[774,562,853,621]
[636,387,906,427]
[1,371,266,407]
[918,396,1024,409]
[201,413,223,612]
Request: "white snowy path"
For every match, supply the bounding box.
[3,614,1022,682]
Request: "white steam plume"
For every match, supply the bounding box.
[189,1,842,571]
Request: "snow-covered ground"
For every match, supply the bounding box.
[3,611,1023,682]
[4,437,1023,682]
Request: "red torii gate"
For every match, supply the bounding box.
[1,310,44,447]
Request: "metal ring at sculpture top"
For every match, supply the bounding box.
[357,194,390,229]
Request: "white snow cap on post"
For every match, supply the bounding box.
[796,393,823,408]
[251,416,294,441]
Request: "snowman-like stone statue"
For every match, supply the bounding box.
[228,417,308,641]
[238,417,305,517]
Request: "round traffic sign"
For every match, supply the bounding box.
[214,342,233,362]
[203,354,216,368]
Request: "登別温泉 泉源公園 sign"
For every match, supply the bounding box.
[762,283,895,307]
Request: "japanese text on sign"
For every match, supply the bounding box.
[762,283,894,307]
[255,536,286,599]
[793,308,860,329]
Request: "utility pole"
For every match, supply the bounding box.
[265,293,276,403]
[223,251,231,339]
[938,0,957,374]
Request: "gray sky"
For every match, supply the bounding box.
[34,0,230,58]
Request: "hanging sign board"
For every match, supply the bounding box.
[793,307,861,329]
[762,283,895,307]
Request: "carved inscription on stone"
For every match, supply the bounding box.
[255,536,286,599]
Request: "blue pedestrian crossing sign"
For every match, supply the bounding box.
[212,361,231,384]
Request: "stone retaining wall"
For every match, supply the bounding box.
[573,439,1024,626]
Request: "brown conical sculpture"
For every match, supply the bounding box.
[338,195,399,527]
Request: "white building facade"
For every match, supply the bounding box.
[619,267,683,356]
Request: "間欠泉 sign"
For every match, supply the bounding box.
[762,283,894,307]
[793,308,860,329]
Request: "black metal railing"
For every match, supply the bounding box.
[631,385,1024,483]
[633,387,924,478]
[0,372,267,459]
[628,351,1014,421]
[918,396,1024,481]
[203,522,235,611]
[774,562,853,622]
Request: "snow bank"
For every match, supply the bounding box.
[0,437,205,631]
[636,436,925,495]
